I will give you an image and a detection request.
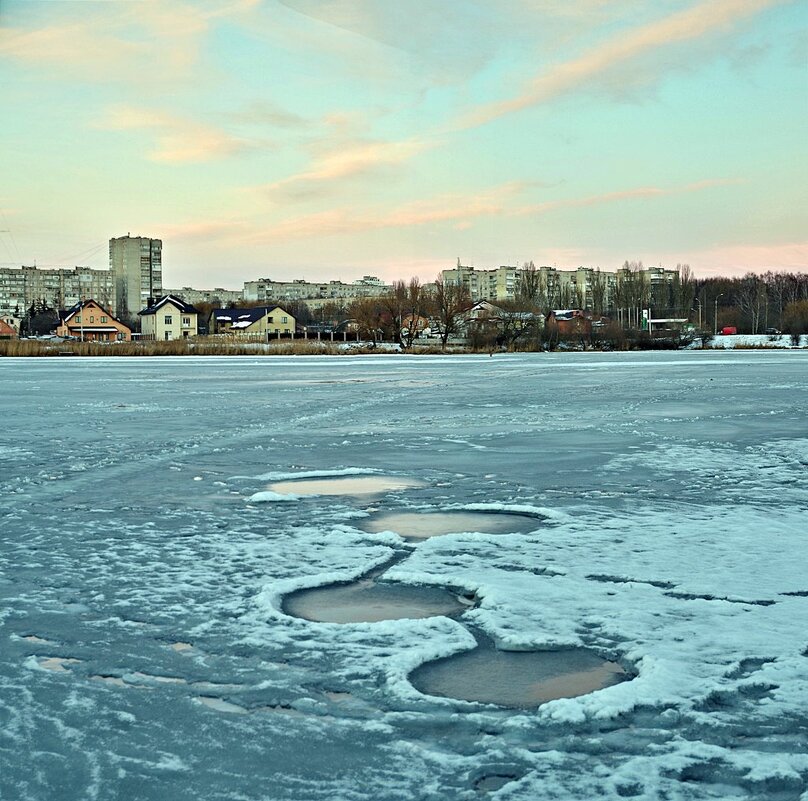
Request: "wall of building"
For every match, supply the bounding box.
[110,236,162,321]
[141,303,196,340]
[0,266,115,315]
[243,277,391,302]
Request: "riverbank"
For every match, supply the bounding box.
[1,334,806,356]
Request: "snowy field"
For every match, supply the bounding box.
[1,352,806,801]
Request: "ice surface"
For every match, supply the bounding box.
[1,352,807,800]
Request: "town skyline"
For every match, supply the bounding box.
[1,0,806,287]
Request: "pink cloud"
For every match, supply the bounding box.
[515,177,743,216]
[462,0,786,127]
[98,105,251,163]
[263,138,432,199]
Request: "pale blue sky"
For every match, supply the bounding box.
[1,0,806,288]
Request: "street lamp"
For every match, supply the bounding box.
[714,293,723,336]
[693,298,702,330]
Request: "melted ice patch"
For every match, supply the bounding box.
[267,476,426,497]
[358,510,541,540]
[409,641,628,708]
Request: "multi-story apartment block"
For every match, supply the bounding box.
[243,276,391,304]
[109,235,162,321]
[441,262,676,311]
[164,286,244,306]
[0,265,114,316]
[441,262,519,302]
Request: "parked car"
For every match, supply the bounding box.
[765,328,781,335]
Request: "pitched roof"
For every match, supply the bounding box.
[212,306,293,327]
[0,319,17,337]
[139,295,199,316]
[59,299,117,324]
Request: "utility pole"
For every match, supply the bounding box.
[714,294,723,336]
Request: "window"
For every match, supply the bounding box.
[268,316,273,323]
[100,316,107,323]
[75,316,81,323]
[282,316,288,323]
[164,315,173,325]
[182,317,190,326]
[89,316,94,323]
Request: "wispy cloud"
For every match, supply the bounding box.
[162,182,525,246]
[461,0,786,127]
[0,0,256,86]
[262,138,433,199]
[516,178,744,215]
[98,105,252,163]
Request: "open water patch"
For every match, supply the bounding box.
[282,577,470,624]
[266,475,425,498]
[281,556,473,624]
[409,630,629,708]
[357,510,541,540]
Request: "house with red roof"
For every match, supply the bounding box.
[56,300,131,342]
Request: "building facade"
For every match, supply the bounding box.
[163,286,243,306]
[0,265,115,316]
[110,235,162,321]
[56,299,131,341]
[211,306,295,337]
[441,262,676,310]
[138,295,198,340]
[243,276,391,304]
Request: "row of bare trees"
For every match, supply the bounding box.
[696,272,808,334]
[348,277,472,348]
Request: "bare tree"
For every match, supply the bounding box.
[433,275,471,348]
[590,269,607,316]
[736,273,767,333]
[400,278,430,349]
[348,297,386,344]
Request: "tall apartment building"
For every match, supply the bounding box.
[0,265,114,316]
[109,235,162,320]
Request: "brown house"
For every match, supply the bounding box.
[0,319,18,339]
[546,309,592,337]
[57,300,131,342]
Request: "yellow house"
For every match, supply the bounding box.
[211,306,296,337]
[139,295,199,340]
[56,300,131,341]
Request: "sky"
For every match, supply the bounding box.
[0,0,806,289]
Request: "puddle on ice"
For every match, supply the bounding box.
[474,775,518,794]
[282,576,468,623]
[267,475,425,498]
[358,510,541,540]
[196,696,248,714]
[254,704,309,718]
[90,675,131,687]
[19,635,55,645]
[409,635,628,708]
[36,656,82,673]
[130,671,187,685]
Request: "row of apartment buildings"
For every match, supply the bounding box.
[0,237,681,325]
[0,235,162,322]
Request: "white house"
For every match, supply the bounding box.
[139,295,199,340]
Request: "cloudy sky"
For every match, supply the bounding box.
[0,0,805,288]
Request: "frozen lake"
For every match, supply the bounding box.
[1,352,807,800]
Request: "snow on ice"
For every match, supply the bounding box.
[0,351,806,800]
